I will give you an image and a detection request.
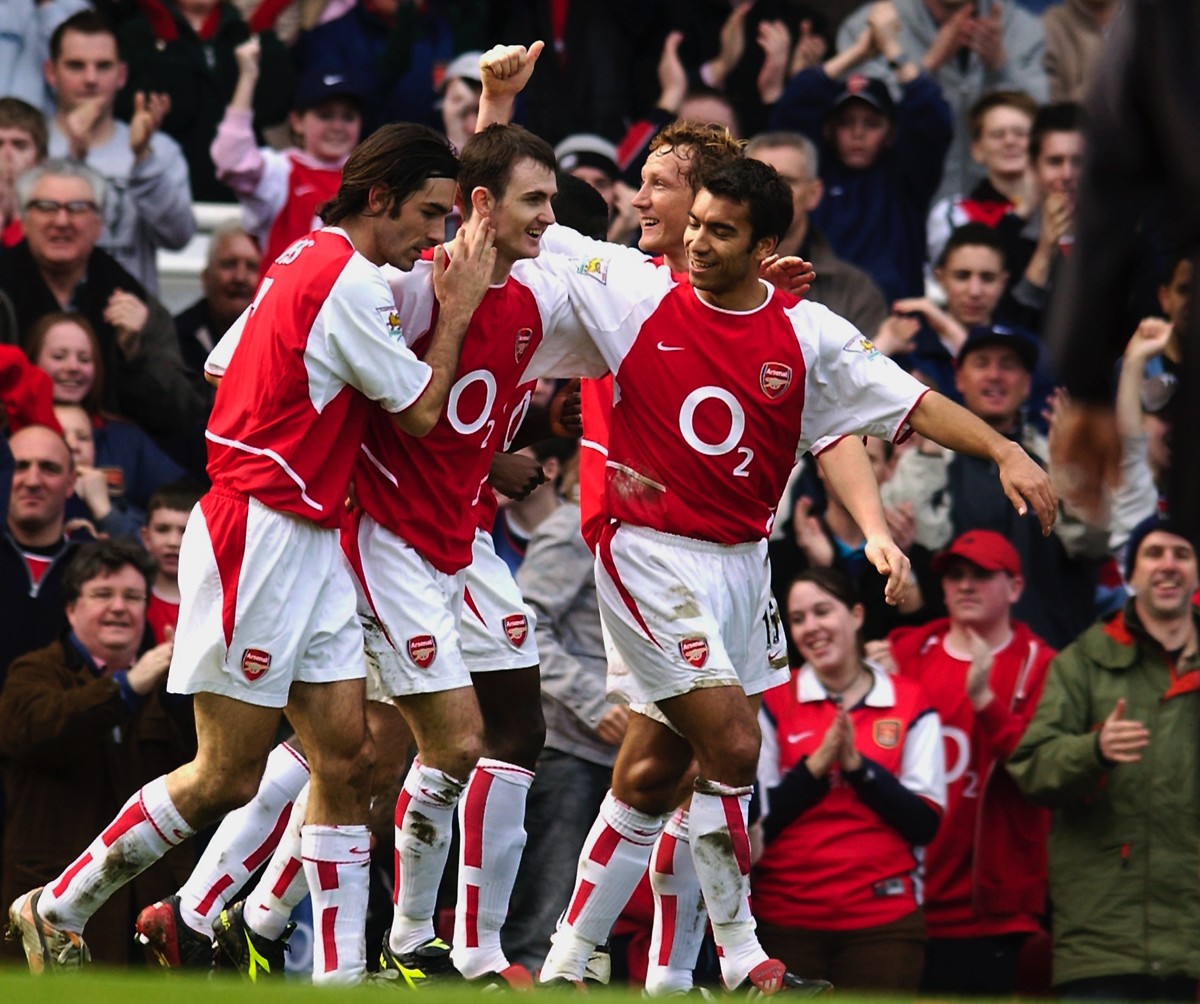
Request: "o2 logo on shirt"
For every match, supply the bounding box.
[679,386,754,479]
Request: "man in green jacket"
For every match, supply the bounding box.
[1008,511,1200,1000]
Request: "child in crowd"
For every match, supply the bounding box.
[141,482,202,644]
[54,401,145,540]
[211,35,364,275]
[768,1,952,302]
[926,90,1038,272]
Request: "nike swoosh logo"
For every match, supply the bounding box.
[656,341,684,352]
[348,846,370,855]
[295,185,317,196]
[787,731,814,743]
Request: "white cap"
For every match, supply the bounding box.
[442,51,483,86]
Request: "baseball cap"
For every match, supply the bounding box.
[932,530,1022,578]
[293,69,367,112]
[441,51,483,88]
[957,324,1040,373]
[831,74,895,119]
[555,134,620,181]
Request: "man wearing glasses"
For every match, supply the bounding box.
[0,158,203,438]
[0,537,195,966]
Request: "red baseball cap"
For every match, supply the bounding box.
[932,530,1021,578]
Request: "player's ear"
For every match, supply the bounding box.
[366,183,389,215]
[469,185,493,219]
[753,234,779,267]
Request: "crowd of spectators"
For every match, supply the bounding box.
[4,0,1198,998]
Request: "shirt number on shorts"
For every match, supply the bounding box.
[679,386,754,478]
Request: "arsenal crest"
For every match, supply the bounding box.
[241,648,271,682]
[760,362,793,400]
[503,613,529,647]
[873,719,901,749]
[407,634,437,669]
[515,327,532,362]
[679,636,709,668]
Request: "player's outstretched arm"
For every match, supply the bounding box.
[393,213,496,437]
[908,391,1059,535]
[477,41,545,131]
[815,436,912,606]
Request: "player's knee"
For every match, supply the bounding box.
[613,757,682,816]
[698,730,760,787]
[421,730,481,781]
[204,759,271,815]
[483,704,545,768]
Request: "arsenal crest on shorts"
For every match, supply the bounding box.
[760,362,793,400]
[679,636,709,668]
[873,719,901,749]
[241,648,271,682]
[407,634,437,669]
[515,327,532,362]
[503,613,529,647]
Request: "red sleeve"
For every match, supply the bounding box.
[578,375,612,552]
[0,347,61,434]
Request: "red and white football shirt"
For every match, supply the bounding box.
[891,619,1053,937]
[352,256,573,574]
[527,234,928,544]
[755,665,945,930]
[203,228,433,528]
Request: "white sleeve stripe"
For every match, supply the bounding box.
[359,442,399,487]
[204,430,323,512]
[580,438,609,456]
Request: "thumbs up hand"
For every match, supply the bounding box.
[1097,698,1150,764]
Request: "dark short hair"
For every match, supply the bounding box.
[62,538,154,606]
[50,9,120,62]
[459,124,557,218]
[788,566,862,611]
[700,157,793,246]
[937,222,1007,268]
[553,172,609,240]
[319,123,458,226]
[0,97,48,160]
[145,480,204,522]
[531,436,578,465]
[1029,102,1085,163]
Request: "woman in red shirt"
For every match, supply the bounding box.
[752,568,945,993]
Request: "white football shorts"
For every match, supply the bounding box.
[168,489,365,709]
[347,516,537,700]
[595,523,787,708]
